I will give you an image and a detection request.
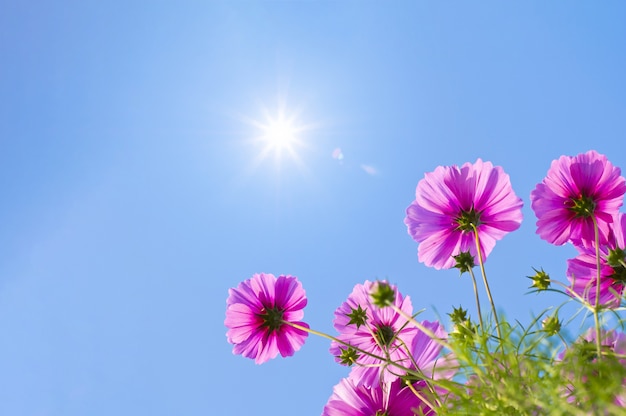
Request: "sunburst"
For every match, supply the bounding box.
[250,106,308,167]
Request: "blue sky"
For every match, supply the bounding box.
[1,2,625,415]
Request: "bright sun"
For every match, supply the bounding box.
[242,98,313,171]
[251,108,307,165]
[262,115,297,151]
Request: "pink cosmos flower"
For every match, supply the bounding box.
[405,159,523,270]
[330,281,447,387]
[531,150,626,247]
[567,213,626,308]
[322,378,438,416]
[225,273,309,364]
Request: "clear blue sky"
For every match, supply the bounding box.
[1,2,625,415]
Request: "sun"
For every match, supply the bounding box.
[251,107,308,165]
[239,97,314,173]
[262,114,297,153]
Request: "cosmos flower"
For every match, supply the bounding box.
[405,159,523,270]
[531,150,626,247]
[225,273,309,364]
[567,213,626,308]
[330,281,447,387]
[322,378,438,416]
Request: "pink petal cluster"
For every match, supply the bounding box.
[322,378,437,416]
[224,273,309,364]
[567,213,626,308]
[405,159,523,269]
[531,150,626,247]
[329,281,447,387]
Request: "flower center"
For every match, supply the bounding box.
[375,411,388,416]
[258,305,284,332]
[374,324,395,347]
[608,247,626,283]
[567,194,596,218]
[455,207,481,232]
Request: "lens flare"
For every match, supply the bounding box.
[332,148,344,161]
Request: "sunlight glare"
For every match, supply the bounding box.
[263,115,297,152]
[251,107,308,166]
[240,99,315,176]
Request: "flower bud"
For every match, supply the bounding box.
[370,281,396,307]
[528,267,551,291]
[453,251,475,274]
[542,315,561,336]
[448,305,469,325]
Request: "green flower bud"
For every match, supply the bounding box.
[371,281,395,307]
[607,247,625,268]
[448,305,469,325]
[338,346,360,366]
[346,305,368,328]
[542,315,561,336]
[451,320,476,344]
[454,251,475,274]
[528,267,550,291]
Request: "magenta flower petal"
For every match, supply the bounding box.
[407,320,450,378]
[322,378,437,416]
[225,273,309,364]
[566,212,626,308]
[330,281,448,387]
[531,150,626,247]
[405,159,523,269]
[330,281,417,386]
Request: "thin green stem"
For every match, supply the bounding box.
[405,380,438,410]
[384,306,452,408]
[591,216,603,358]
[467,267,484,329]
[388,304,450,350]
[471,225,502,341]
[557,332,568,349]
[283,321,423,378]
[393,337,442,408]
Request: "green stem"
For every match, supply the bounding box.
[283,321,424,379]
[468,267,484,329]
[388,304,450,350]
[591,216,603,358]
[394,337,442,407]
[385,305,454,406]
[471,225,502,341]
[405,379,438,410]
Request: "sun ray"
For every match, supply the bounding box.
[245,103,312,172]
